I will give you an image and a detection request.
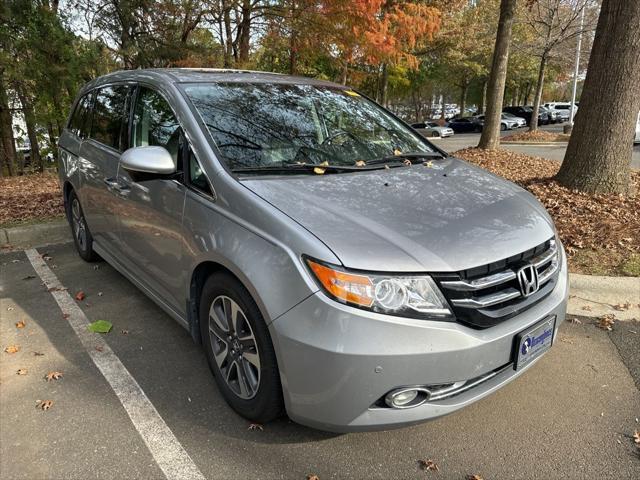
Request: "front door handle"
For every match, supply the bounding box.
[104,177,131,195]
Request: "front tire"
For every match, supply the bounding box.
[66,190,99,262]
[200,272,283,423]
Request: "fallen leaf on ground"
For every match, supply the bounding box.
[633,430,639,445]
[36,400,53,411]
[87,320,112,333]
[612,302,631,311]
[581,305,592,311]
[247,423,263,431]
[95,345,104,352]
[22,275,36,280]
[4,345,20,354]
[597,314,615,331]
[16,368,28,375]
[45,371,63,381]
[7,306,14,311]
[418,459,439,472]
[15,320,26,328]
[97,292,103,297]
[32,351,44,356]
[75,291,86,301]
[93,265,100,270]
[307,475,320,480]
[62,313,70,319]
[569,318,582,324]
[467,475,484,480]
[121,329,129,335]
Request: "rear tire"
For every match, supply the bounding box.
[66,190,99,262]
[500,123,507,131]
[431,131,439,138]
[200,272,284,423]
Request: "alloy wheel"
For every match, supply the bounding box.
[208,295,261,399]
[71,198,87,251]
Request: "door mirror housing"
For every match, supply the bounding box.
[120,146,176,175]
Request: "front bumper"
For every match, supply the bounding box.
[269,249,569,432]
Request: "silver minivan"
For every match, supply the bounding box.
[59,69,568,432]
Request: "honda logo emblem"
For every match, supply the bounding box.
[517,264,539,297]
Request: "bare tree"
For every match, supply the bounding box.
[556,0,640,194]
[523,0,594,131]
[478,0,517,150]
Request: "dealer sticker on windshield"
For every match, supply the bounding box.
[514,316,556,370]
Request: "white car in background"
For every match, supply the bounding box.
[635,111,640,143]
[411,121,455,138]
[544,102,578,123]
[502,112,526,128]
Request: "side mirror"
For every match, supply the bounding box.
[120,146,176,175]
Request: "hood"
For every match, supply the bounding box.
[241,158,555,272]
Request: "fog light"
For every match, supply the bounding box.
[385,388,423,408]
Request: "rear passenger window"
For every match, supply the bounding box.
[132,87,181,163]
[68,93,92,138]
[90,86,129,150]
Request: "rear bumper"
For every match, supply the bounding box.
[269,249,569,432]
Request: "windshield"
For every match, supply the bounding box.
[183,83,435,171]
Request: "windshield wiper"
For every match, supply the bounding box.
[368,151,447,165]
[231,163,391,175]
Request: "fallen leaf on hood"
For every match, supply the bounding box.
[354,160,366,167]
[247,423,263,431]
[4,345,20,354]
[15,320,26,328]
[16,368,28,375]
[87,320,112,333]
[75,291,86,301]
[597,314,615,331]
[418,459,439,472]
[313,161,329,175]
[403,159,412,166]
[423,160,434,168]
[45,371,63,381]
[36,400,53,411]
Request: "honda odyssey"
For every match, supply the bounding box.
[58,69,568,432]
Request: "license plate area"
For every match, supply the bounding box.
[514,316,556,370]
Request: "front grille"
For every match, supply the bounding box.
[433,239,559,329]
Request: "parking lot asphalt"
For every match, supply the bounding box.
[431,124,640,169]
[1,242,639,479]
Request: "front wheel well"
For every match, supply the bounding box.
[188,261,247,344]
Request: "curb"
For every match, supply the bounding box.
[1,219,70,250]
[501,142,568,146]
[2,220,638,320]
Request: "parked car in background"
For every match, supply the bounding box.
[502,112,526,128]
[411,122,454,138]
[635,111,640,143]
[539,106,558,124]
[502,106,534,125]
[474,114,518,131]
[525,106,550,125]
[59,69,568,432]
[544,103,577,123]
[446,116,484,133]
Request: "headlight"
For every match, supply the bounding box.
[305,258,452,319]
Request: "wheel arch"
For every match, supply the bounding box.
[187,260,271,345]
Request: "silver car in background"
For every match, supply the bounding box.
[58,69,568,432]
[411,121,455,138]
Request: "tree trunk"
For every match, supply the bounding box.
[238,0,251,65]
[223,1,234,67]
[47,122,58,163]
[380,63,389,108]
[0,73,16,176]
[529,54,547,131]
[478,0,517,150]
[556,0,640,194]
[341,60,348,85]
[523,81,532,105]
[16,84,42,172]
[478,79,488,114]
[459,81,468,117]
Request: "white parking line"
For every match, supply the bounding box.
[25,249,206,480]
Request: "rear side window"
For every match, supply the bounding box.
[68,93,92,138]
[90,86,130,150]
[132,87,181,163]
